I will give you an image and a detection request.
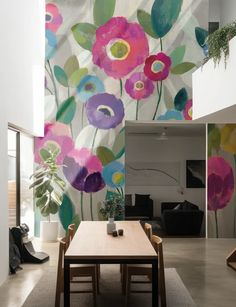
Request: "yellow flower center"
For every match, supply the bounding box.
[112,172,124,185]
[134,81,144,91]
[107,39,131,61]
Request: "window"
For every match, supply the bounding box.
[8,128,34,236]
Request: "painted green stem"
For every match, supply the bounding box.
[152,81,163,120]
[160,38,163,51]
[80,191,84,221]
[90,193,94,221]
[47,60,59,109]
[136,100,140,120]
[215,210,219,238]
[119,79,123,97]
[92,128,98,152]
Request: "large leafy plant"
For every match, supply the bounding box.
[207,21,236,66]
[30,143,65,219]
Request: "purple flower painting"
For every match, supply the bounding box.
[85,93,125,129]
[144,52,172,81]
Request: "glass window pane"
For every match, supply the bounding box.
[20,134,34,237]
[8,129,17,227]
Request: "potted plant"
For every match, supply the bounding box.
[30,143,65,241]
[99,195,124,234]
[206,20,236,66]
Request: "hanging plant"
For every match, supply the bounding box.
[207,21,236,66]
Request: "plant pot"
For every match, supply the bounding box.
[40,220,58,242]
[107,217,116,234]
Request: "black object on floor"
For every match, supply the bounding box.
[11,224,49,264]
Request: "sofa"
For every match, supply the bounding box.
[125,194,153,220]
[161,201,204,236]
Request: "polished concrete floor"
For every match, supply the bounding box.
[0,238,236,307]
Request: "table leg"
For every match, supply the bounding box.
[152,260,159,307]
[64,260,70,307]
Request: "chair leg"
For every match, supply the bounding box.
[122,264,127,295]
[92,270,97,307]
[159,275,166,307]
[125,271,131,307]
[96,267,100,295]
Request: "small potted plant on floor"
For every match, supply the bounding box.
[30,143,65,241]
[99,194,124,234]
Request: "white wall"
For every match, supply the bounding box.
[125,135,206,233]
[220,0,236,26]
[192,36,236,120]
[209,0,220,22]
[0,0,45,286]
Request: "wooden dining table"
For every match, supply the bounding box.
[64,220,159,306]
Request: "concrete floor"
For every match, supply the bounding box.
[0,238,236,307]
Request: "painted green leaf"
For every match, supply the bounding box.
[94,0,116,26]
[169,45,186,67]
[112,127,125,160]
[64,55,80,79]
[137,9,159,39]
[71,23,97,51]
[71,214,80,230]
[171,62,196,74]
[174,88,188,111]
[54,65,68,87]
[208,126,221,156]
[164,85,174,109]
[68,68,88,87]
[96,146,115,166]
[59,194,75,231]
[56,96,76,124]
[195,27,208,47]
[151,0,183,38]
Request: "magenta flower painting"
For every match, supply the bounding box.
[46,3,63,33]
[92,17,149,79]
[63,148,105,193]
[183,99,192,120]
[208,156,234,211]
[125,72,154,100]
[34,122,74,165]
[144,52,172,81]
[86,93,124,129]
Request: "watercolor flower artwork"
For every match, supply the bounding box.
[41,0,208,227]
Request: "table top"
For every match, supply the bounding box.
[65,221,157,260]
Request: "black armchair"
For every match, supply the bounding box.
[161,201,204,236]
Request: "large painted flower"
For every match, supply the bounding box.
[208,156,234,211]
[220,124,236,154]
[125,72,154,100]
[63,148,105,193]
[158,110,183,120]
[92,17,149,79]
[144,52,172,81]
[45,3,63,33]
[183,99,192,120]
[35,122,74,165]
[76,75,105,103]
[86,93,124,129]
[102,161,125,188]
[45,29,57,61]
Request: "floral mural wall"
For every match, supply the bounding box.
[208,124,236,238]
[34,0,208,232]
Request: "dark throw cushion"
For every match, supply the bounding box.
[173,203,183,210]
[125,194,132,206]
[135,194,150,206]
